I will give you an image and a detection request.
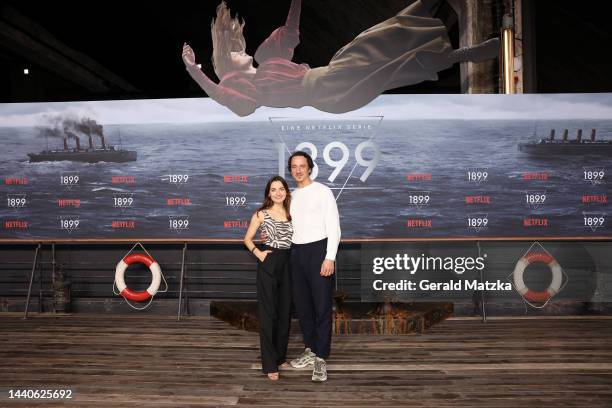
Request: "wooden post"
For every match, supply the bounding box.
[448,0,499,94]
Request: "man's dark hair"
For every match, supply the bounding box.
[287,151,314,174]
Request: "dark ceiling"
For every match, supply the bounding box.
[0,0,611,103]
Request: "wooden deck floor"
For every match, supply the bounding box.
[1,314,612,407]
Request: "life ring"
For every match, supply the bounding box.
[513,252,562,302]
[115,253,161,302]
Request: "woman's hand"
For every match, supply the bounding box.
[182,43,197,67]
[257,249,273,263]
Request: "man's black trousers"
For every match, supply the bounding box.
[290,238,333,359]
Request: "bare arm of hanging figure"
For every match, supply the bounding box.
[182,43,257,117]
[254,0,302,64]
[285,0,302,29]
[182,43,219,96]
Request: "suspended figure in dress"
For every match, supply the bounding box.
[182,0,499,117]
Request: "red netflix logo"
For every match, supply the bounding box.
[112,176,135,184]
[58,199,81,208]
[407,219,432,228]
[167,198,192,206]
[523,218,549,227]
[112,220,135,229]
[406,173,432,182]
[582,195,607,204]
[4,177,28,185]
[4,220,28,229]
[224,220,248,228]
[465,195,491,204]
[522,172,548,181]
[224,176,249,183]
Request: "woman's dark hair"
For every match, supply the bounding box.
[287,151,314,174]
[257,176,291,221]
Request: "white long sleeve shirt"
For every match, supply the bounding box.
[290,181,341,260]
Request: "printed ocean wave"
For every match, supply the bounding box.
[91,187,129,193]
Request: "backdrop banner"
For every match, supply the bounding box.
[1,94,611,240]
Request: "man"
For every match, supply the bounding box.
[287,151,341,382]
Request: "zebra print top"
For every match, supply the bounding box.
[261,209,293,249]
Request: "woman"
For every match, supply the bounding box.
[182,0,499,117]
[244,176,294,381]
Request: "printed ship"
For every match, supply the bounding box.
[28,131,137,163]
[518,129,612,155]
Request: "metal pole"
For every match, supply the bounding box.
[23,243,41,319]
[51,243,56,286]
[184,250,191,316]
[38,246,43,313]
[501,12,516,94]
[177,243,187,321]
[480,268,487,323]
[478,241,487,323]
[51,243,56,313]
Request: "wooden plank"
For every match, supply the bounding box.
[1,315,611,407]
[250,362,612,371]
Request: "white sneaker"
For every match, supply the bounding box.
[312,357,327,382]
[290,348,315,368]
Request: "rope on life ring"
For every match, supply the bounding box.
[115,253,162,302]
[513,252,562,303]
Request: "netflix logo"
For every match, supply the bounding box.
[407,219,432,228]
[224,220,248,228]
[465,195,491,204]
[112,176,136,184]
[4,220,28,229]
[224,175,249,183]
[112,220,136,229]
[58,199,81,208]
[522,172,548,181]
[523,218,549,227]
[167,198,192,206]
[4,177,28,185]
[406,173,432,182]
[582,195,608,204]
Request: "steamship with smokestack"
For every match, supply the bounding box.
[518,128,612,155]
[27,117,136,163]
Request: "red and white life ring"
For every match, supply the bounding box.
[115,253,161,302]
[513,252,562,302]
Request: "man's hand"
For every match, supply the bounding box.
[320,259,335,277]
